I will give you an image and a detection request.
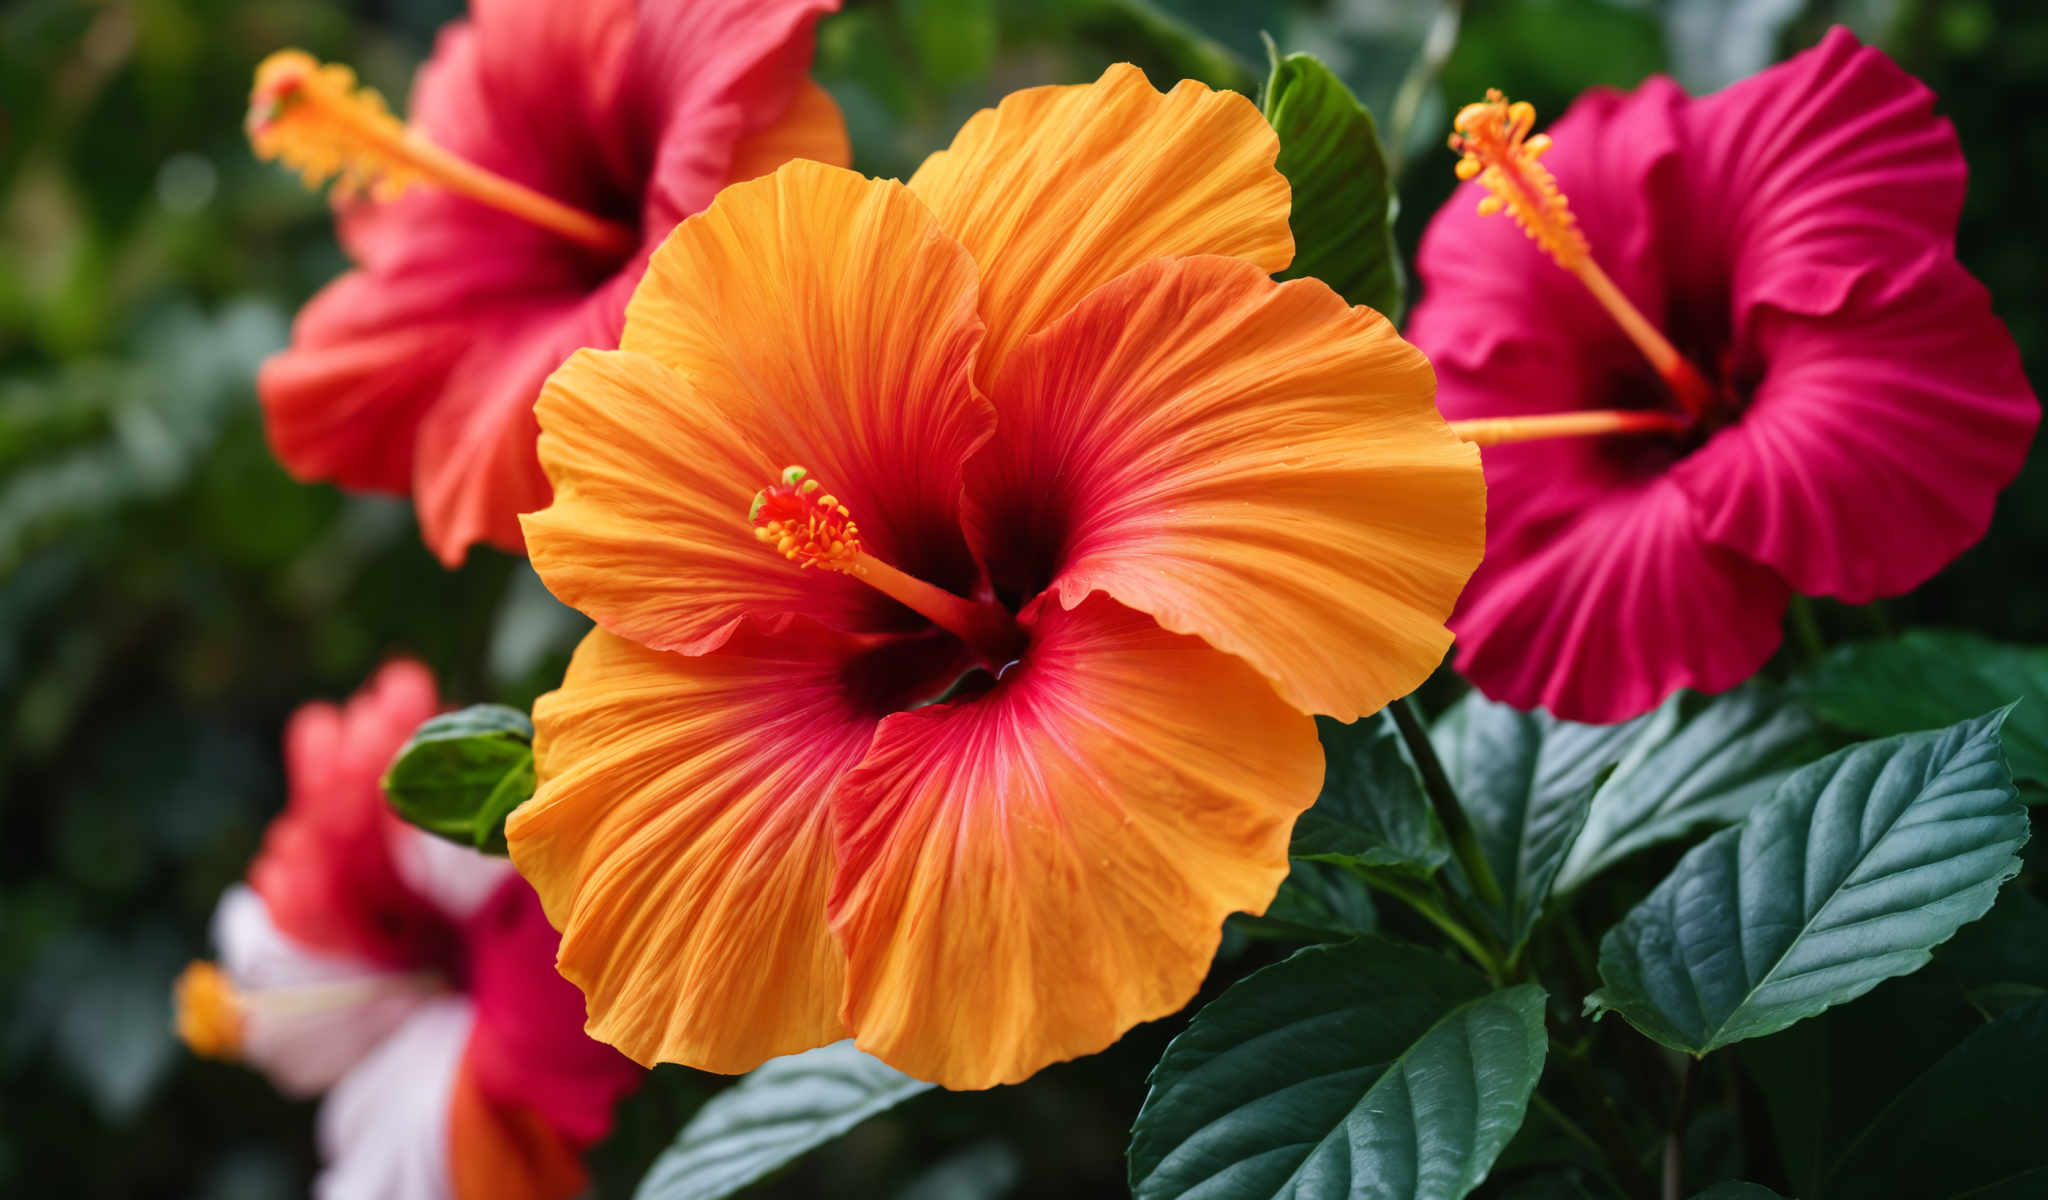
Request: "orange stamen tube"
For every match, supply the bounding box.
[1449,409,1693,446]
[247,50,635,258]
[1448,89,1716,422]
[750,467,1020,658]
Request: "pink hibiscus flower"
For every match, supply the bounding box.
[175,662,640,1200]
[1409,27,2038,723]
[253,0,847,566]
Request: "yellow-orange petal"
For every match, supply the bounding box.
[907,62,1293,388]
[828,595,1322,1089]
[507,625,885,1073]
[523,160,992,654]
[726,79,852,182]
[968,254,1485,721]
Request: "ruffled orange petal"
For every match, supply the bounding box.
[726,79,851,182]
[522,161,992,654]
[827,594,1322,1089]
[907,63,1293,388]
[507,625,885,1073]
[967,255,1485,721]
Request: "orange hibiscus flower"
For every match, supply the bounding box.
[508,65,1487,1089]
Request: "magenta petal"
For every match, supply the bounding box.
[1675,256,2039,601]
[460,876,640,1148]
[1681,27,1970,333]
[1453,475,1791,724]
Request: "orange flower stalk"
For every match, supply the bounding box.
[508,66,1486,1089]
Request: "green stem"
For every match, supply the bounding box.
[1789,594,1826,662]
[1361,868,1503,983]
[1389,697,1506,911]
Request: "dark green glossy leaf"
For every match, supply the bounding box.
[1589,710,2027,1054]
[1802,630,2048,789]
[1557,686,1827,891]
[1431,695,1632,952]
[1129,937,1546,1199]
[1826,995,2048,1199]
[634,1041,932,1200]
[1262,46,1404,318]
[1293,713,1447,875]
[1238,858,1378,942]
[380,703,534,855]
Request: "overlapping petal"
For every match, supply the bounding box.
[459,877,640,1145]
[525,162,991,653]
[827,595,1322,1088]
[967,255,1483,721]
[908,63,1293,387]
[448,1047,590,1200]
[726,80,853,185]
[508,625,891,1072]
[1453,473,1790,723]
[1675,259,2037,601]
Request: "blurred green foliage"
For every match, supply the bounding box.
[0,0,2040,1196]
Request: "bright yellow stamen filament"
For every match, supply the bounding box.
[750,466,1020,657]
[174,961,245,1060]
[1449,409,1693,446]
[247,49,636,257]
[1451,89,1715,419]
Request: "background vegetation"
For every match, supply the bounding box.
[1,0,2040,1195]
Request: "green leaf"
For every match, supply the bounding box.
[1262,45,1404,319]
[1825,995,2048,1199]
[1588,709,2028,1054]
[1129,937,1546,1199]
[1238,858,1379,942]
[1292,713,1448,874]
[634,1041,932,1200]
[1557,686,1827,892]
[380,704,535,855]
[1802,630,2048,789]
[1431,694,1632,952]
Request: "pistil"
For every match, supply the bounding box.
[1450,89,1715,420]
[750,466,1022,659]
[247,50,636,257]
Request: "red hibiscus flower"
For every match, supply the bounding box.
[252,0,847,565]
[1408,27,2038,723]
[174,662,641,1200]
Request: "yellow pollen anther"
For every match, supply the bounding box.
[247,49,636,257]
[1448,88,1716,420]
[174,961,245,1060]
[1449,89,1590,269]
[749,465,864,574]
